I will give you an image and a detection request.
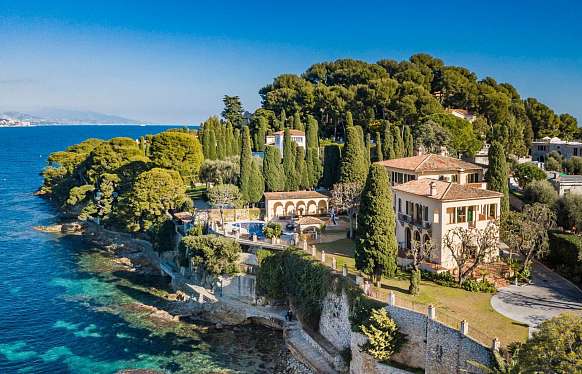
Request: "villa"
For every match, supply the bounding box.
[531,136,582,162]
[264,191,329,219]
[392,179,502,270]
[376,154,486,189]
[445,108,476,123]
[265,129,306,155]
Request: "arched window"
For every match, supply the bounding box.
[405,228,412,250]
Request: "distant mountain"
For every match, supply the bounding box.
[0,108,144,125]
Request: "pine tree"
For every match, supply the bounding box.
[247,158,264,206]
[340,126,368,185]
[392,126,404,158]
[403,125,413,157]
[375,132,383,161]
[293,112,304,131]
[239,126,253,203]
[208,129,217,160]
[282,128,297,191]
[263,146,285,192]
[355,163,398,281]
[486,141,510,216]
[346,111,354,128]
[322,144,341,188]
[383,123,395,160]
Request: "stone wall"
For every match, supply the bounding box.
[385,305,426,369]
[350,332,411,374]
[319,291,352,351]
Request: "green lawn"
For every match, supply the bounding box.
[312,238,529,345]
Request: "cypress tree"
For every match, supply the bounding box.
[355,163,398,281]
[280,110,287,129]
[403,125,414,157]
[346,111,354,128]
[383,123,395,160]
[255,116,267,151]
[226,123,236,156]
[392,125,404,158]
[263,146,285,192]
[340,126,368,185]
[239,126,253,203]
[375,132,383,161]
[486,141,510,216]
[282,128,297,191]
[233,129,241,155]
[365,132,372,165]
[216,126,226,160]
[247,158,264,206]
[293,112,304,131]
[201,126,210,158]
[208,129,217,160]
[322,144,341,188]
[305,116,319,149]
[295,146,309,190]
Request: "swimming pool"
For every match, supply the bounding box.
[230,221,265,238]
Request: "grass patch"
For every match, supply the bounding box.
[312,238,529,345]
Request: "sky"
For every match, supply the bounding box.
[0,0,581,124]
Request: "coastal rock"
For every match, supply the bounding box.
[61,222,84,233]
[34,224,63,233]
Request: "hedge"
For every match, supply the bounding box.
[547,232,582,285]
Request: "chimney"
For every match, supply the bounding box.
[429,181,437,197]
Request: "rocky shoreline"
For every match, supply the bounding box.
[37,221,314,374]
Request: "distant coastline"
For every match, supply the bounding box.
[0,122,200,128]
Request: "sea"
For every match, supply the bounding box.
[0,125,284,374]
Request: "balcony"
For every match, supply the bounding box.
[398,213,411,223]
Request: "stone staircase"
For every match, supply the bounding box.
[284,321,343,374]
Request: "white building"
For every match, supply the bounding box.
[376,154,486,189]
[531,137,582,162]
[392,179,502,270]
[264,191,329,219]
[549,175,582,196]
[265,129,306,155]
[445,108,476,123]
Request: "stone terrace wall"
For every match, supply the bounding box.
[385,304,426,369]
[350,332,412,374]
[319,291,352,351]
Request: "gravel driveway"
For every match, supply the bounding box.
[491,261,582,333]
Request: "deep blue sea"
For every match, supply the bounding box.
[0,126,283,374]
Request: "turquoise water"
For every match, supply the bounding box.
[0,126,284,374]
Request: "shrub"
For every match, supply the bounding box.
[263,222,282,239]
[513,162,547,188]
[360,308,406,363]
[178,235,241,276]
[523,180,558,206]
[420,270,496,293]
[547,232,582,285]
[564,156,582,175]
[556,193,582,231]
[461,279,497,293]
[545,157,561,172]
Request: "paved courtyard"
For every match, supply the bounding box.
[491,261,582,332]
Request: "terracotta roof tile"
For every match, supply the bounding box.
[264,191,329,200]
[272,129,305,136]
[392,179,502,201]
[376,154,482,173]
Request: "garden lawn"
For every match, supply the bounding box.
[312,238,529,345]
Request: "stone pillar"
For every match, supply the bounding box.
[427,304,436,320]
[355,275,364,286]
[332,256,337,270]
[311,245,316,257]
[460,320,469,335]
[252,234,258,242]
[321,250,326,263]
[303,240,308,252]
[492,338,501,352]
[388,291,396,306]
[342,264,348,277]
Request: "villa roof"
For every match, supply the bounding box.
[264,190,328,200]
[446,108,473,116]
[393,179,502,202]
[376,154,482,173]
[296,216,326,226]
[272,129,305,136]
[173,211,194,221]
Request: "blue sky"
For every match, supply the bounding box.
[0,0,581,124]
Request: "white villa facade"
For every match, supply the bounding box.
[265,129,306,155]
[392,179,502,270]
[531,137,582,162]
[445,108,476,123]
[264,191,329,219]
[377,154,486,189]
